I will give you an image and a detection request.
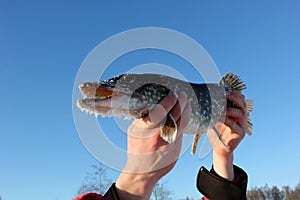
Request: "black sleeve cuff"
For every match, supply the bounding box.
[197,165,248,200]
[102,183,121,200]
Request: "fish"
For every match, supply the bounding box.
[77,72,253,155]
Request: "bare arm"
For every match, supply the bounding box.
[208,90,248,181]
[115,92,191,199]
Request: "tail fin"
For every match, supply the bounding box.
[245,100,254,135]
[221,72,247,91]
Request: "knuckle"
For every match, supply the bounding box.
[240,93,245,100]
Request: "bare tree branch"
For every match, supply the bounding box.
[247,181,300,200]
[152,180,173,200]
[77,163,112,195]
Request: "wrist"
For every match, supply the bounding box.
[213,152,234,181]
[116,172,157,200]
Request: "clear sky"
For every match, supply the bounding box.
[1,1,300,199]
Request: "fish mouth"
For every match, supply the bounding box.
[77,82,150,118]
[77,97,144,118]
[78,81,130,99]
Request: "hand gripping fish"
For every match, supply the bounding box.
[77,73,253,155]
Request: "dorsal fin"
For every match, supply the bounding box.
[221,72,247,91]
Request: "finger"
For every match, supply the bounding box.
[226,107,248,131]
[226,90,246,111]
[170,92,188,122]
[228,89,245,101]
[128,119,161,139]
[144,92,178,126]
[176,98,192,133]
[224,117,246,138]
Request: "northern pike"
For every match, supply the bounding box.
[77,73,253,154]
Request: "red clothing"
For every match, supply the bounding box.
[74,193,206,200]
[74,193,208,200]
[73,192,102,200]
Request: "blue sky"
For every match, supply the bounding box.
[1,1,300,199]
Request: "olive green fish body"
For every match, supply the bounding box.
[77,73,253,154]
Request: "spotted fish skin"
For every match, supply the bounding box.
[77,73,253,154]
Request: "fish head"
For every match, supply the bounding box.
[77,74,171,118]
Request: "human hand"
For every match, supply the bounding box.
[207,90,248,181]
[116,92,191,199]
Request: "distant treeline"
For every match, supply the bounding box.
[247,181,300,200]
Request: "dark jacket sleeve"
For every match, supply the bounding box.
[101,165,247,200]
[102,183,121,200]
[197,165,248,200]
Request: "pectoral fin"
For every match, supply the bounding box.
[160,114,177,143]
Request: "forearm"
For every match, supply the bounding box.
[213,152,234,181]
[115,172,156,200]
